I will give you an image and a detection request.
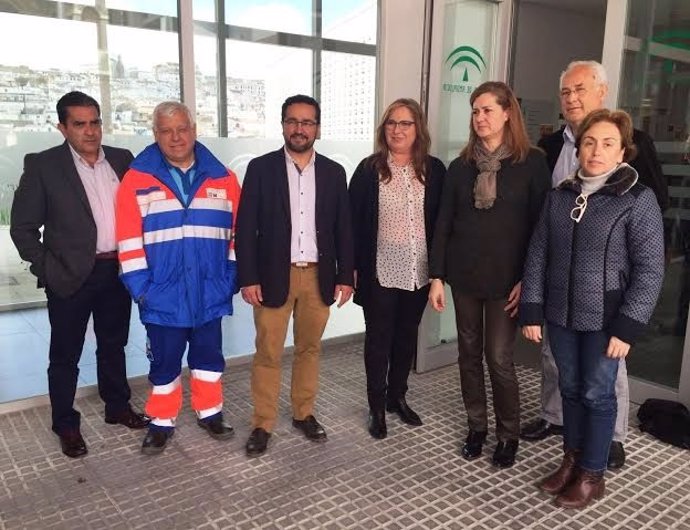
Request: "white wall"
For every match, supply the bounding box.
[512,1,605,131]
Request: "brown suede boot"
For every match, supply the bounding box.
[555,468,605,509]
[538,449,579,495]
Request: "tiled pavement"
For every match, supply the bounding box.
[0,341,689,529]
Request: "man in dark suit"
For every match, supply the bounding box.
[10,91,148,458]
[520,61,669,470]
[235,94,354,457]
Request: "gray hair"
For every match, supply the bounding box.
[559,60,608,89]
[152,101,195,130]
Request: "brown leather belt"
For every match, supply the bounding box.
[291,261,318,268]
[95,251,118,260]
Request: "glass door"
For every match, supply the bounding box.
[604,0,690,406]
[417,0,512,372]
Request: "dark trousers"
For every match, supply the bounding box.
[452,291,520,441]
[362,280,430,411]
[46,259,132,433]
[548,323,618,473]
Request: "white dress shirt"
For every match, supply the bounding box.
[285,147,319,263]
[68,144,120,253]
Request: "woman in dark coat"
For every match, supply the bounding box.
[349,98,445,439]
[520,109,664,508]
[428,82,551,468]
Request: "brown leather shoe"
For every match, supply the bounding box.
[56,429,88,458]
[539,449,579,495]
[555,469,605,509]
[105,406,150,429]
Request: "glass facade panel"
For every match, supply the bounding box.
[226,41,311,138]
[194,31,221,137]
[0,0,377,367]
[618,0,690,389]
[322,0,377,44]
[0,2,179,308]
[321,51,376,141]
[224,0,312,36]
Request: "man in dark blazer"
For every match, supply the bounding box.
[10,91,148,458]
[521,61,669,470]
[235,94,354,457]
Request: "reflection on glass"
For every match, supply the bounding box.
[0,6,180,308]
[321,51,376,141]
[619,0,690,389]
[226,41,311,138]
[225,0,311,35]
[322,0,377,44]
[194,33,220,137]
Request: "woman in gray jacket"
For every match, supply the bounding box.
[520,109,664,509]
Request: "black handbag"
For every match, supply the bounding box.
[637,398,690,450]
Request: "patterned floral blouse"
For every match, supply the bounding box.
[376,158,428,291]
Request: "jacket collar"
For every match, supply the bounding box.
[130,141,227,181]
[557,163,639,196]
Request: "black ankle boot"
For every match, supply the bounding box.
[461,430,487,460]
[492,439,519,468]
[368,409,387,439]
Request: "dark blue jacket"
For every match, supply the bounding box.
[519,164,664,345]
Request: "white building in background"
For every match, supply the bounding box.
[320,1,377,141]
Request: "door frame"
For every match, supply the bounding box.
[602,0,690,407]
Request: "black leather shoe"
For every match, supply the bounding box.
[386,397,423,426]
[105,406,150,429]
[197,416,235,440]
[520,419,563,441]
[141,429,173,455]
[461,430,487,460]
[292,415,328,442]
[607,441,626,470]
[492,439,519,468]
[368,410,387,440]
[56,429,88,458]
[246,428,271,457]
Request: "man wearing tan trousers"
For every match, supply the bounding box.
[235,94,354,457]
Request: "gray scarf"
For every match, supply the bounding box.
[472,142,511,209]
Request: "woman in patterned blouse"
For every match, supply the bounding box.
[349,99,446,439]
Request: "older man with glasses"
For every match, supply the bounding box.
[235,94,354,458]
[520,60,668,470]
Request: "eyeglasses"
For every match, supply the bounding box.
[283,118,318,129]
[384,119,415,131]
[560,86,589,99]
[570,193,588,223]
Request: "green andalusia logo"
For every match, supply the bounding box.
[446,45,486,81]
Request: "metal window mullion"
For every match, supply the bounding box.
[313,0,322,102]
[178,0,196,112]
[216,0,228,137]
